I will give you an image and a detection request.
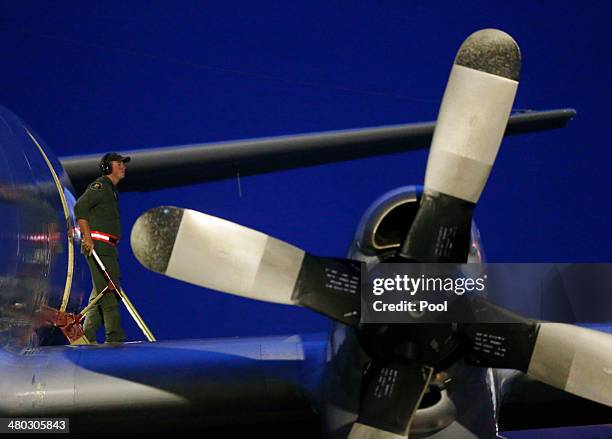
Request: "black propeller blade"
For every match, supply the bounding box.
[459,298,612,407]
[349,362,434,438]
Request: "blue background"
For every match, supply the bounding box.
[1,2,610,346]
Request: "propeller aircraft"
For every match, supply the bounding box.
[0,27,609,438]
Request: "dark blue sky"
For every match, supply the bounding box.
[1,2,611,341]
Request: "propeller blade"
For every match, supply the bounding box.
[349,362,434,439]
[460,299,612,407]
[131,206,361,326]
[399,29,521,262]
[527,322,612,407]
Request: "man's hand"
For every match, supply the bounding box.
[82,235,94,256]
[77,218,94,256]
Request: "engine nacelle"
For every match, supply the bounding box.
[348,185,484,264]
[322,186,496,439]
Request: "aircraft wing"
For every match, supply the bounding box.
[499,323,612,431]
[499,372,612,431]
[0,334,328,437]
[60,108,575,193]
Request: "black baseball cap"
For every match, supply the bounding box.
[105,152,131,163]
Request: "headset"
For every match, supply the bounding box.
[99,153,113,175]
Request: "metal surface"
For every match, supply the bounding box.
[133,207,305,305]
[60,109,576,193]
[349,186,484,263]
[0,334,327,433]
[422,30,520,208]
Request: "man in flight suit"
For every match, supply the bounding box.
[74,153,130,343]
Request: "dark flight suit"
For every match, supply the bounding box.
[74,176,126,343]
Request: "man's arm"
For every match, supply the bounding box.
[74,182,104,256]
[77,218,94,256]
